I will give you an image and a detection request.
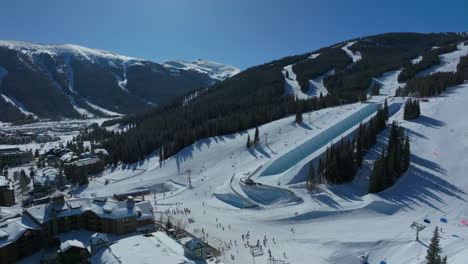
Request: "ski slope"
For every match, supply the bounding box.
[282,64,329,99]
[341,41,362,63]
[76,76,468,263]
[418,42,468,76]
[0,94,38,119]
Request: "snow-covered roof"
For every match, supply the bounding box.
[34,167,59,186]
[0,214,40,248]
[73,157,101,167]
[60,239,86,252]
[0,176,8,187]
[90,232,195,264]
[59,152,74,162]
[25,197,154,224]
[179,236,205,251]
[90,233,109,246]
[94,149,109,156]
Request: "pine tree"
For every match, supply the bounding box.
[426,227,442,264]
[307,163,316,191]
[254,127,260,145]
[383,99,389,121]
[403,136,411,171]
[246,135,251,148]
[295,108,303,123]
[371,83,380,95]
[441,256,447,264]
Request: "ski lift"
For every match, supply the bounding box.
[440,217,448,223]
[423,216,431,224]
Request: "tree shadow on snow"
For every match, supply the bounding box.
[404,127,428,140]
[410,154,447,175]
[379,165,466,213]
[411,115,446,128]
[312,193,341,209]
[298,121,313,130]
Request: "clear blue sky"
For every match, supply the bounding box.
[2,0,467,69]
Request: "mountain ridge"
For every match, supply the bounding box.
[0,40,239,122]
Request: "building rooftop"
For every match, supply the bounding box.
[73,157,101,167]
[89,232,195,264]
[0,214,40,248]
[25,197,154,225]
[60,239,86,252]
[34,167,60,186]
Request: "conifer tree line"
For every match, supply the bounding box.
[368,121,410,193]
[80,34,466,165]
[246,127,260,148]
[306,101,389,189]
[426,227,448,264]
[396,53,468,97]
[397,43,459,83]
[403,99,421,120]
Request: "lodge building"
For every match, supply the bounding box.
[0,194,156,264]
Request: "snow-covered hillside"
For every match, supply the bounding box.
[75,63,468,263]
[163,59,240,81]
[418,42,468,76]
[0,40,239,121]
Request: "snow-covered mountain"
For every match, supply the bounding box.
[0,40,239,121]
[162,59,240,82]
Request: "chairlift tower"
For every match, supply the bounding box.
[410,221,426,241]
[184,169,193,189]
[264,133,269,147]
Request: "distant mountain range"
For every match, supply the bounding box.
[0,40,240,122]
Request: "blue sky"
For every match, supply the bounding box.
[2,0,467,69]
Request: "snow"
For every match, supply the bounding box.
[282,64,329,99]
[368,70,405,96]
[111,71,129,93]
[308,53,321,59]
[411,55,423,64]
[60,239,85,252]
[341,41,362,63]
[0,93,38,119]
[259,103,379,176]
[90,232,196,264]
[0,215,40,248]
[162,59,241,81]
[74,78,468,264]
[0,40,144,66]
[418,42,468,76]
[84,100,123,117]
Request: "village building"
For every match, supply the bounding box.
[179,236,207,261]
[0,176,15,207]
[33,167,61,197]
[0,214,42,264]
[0,147,33,167]
[0,194,156,263]
[89,232,196,264]
[71,157,105,174]
[59,239,91,264]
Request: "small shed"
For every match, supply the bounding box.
[59,240,90,264]
[90,233,109,256]
[178,236,206,261]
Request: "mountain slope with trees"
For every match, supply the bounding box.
[81,32,467,164]
[0,41,239,121]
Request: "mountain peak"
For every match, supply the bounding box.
[162,59,240,81]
